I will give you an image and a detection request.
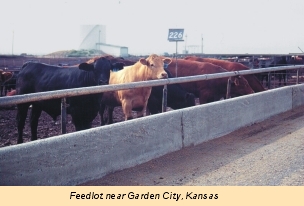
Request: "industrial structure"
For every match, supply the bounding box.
[79,25,128,57]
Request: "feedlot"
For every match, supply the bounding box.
[0,55,304,148]
[0,55,304,186]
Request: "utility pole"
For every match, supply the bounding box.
[98,30,101,51]
[184,34,187,54]
[12,30,14,55]
[201,34,203,54]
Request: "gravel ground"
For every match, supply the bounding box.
[80,105,304,186]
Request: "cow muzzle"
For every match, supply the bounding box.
[159,72,168,79]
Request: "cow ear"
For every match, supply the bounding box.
[112,62,125,71]
[163,58,172,65]
[79,63,94,71]
[139,58,148,65]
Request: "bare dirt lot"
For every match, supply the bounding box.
[80,105,304,186]
[0,106,126,147]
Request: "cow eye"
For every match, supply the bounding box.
[150,64,154,67]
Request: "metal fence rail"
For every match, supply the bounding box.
[1,65,304,107]
[0,64,304,135]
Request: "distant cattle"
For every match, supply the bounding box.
[16,57,119,144]
[0,70,14,96]
[165,59,254,104]
[100,54,170,123]
[257,56,290,88]
[184,56,265,93]
[6,89,16,96]
[290,55,304,65]
[1,71,19,96]
[270,56,288,86]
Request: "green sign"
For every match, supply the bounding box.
[168,29,184,41]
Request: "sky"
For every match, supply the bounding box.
[0,0,304,56]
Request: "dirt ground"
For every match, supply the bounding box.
[80,105,304,186]
[0,106,126,147]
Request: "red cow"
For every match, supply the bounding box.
[184,56,265,92]
[166,58,254,104]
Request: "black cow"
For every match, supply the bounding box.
[100,68,196,125]
[16,57,120,144]
[147,69,196,114]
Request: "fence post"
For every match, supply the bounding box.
[61,98,67,134]
[226,77,232,99]
[162,84,168,113]
[296,69,299,84]
[267,72,272,89]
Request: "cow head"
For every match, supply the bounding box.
[139,54,171,79]
[78,57,113,85]
[230,76,254,97]
[111,62,125,72]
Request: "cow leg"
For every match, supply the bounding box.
[277,74,282,86]
[283,72,287,86]
[137,103,148,118]
[16,103,30,144]
[107,106,115,124]
[72,108,95,131]
[30,105,42,141]
[137,111,144,118]
[99,103,106,126]
[198,91,212,104]
[262,75,266,87]
[74,121,92,131]
[121,101,133,121]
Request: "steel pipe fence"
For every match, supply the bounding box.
[0,64,304,134]
[1,65,304,107]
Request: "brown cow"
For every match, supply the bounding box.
[166,59,254,104]
[184,56,265,93]
[101,54,171,120]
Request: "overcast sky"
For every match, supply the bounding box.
[1,0,303,55]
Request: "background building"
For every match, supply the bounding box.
[79,25,128,57]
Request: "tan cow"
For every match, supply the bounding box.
[102,54,171,121]
[184,56,265,93]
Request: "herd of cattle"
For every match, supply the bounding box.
[0,54,303,144]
